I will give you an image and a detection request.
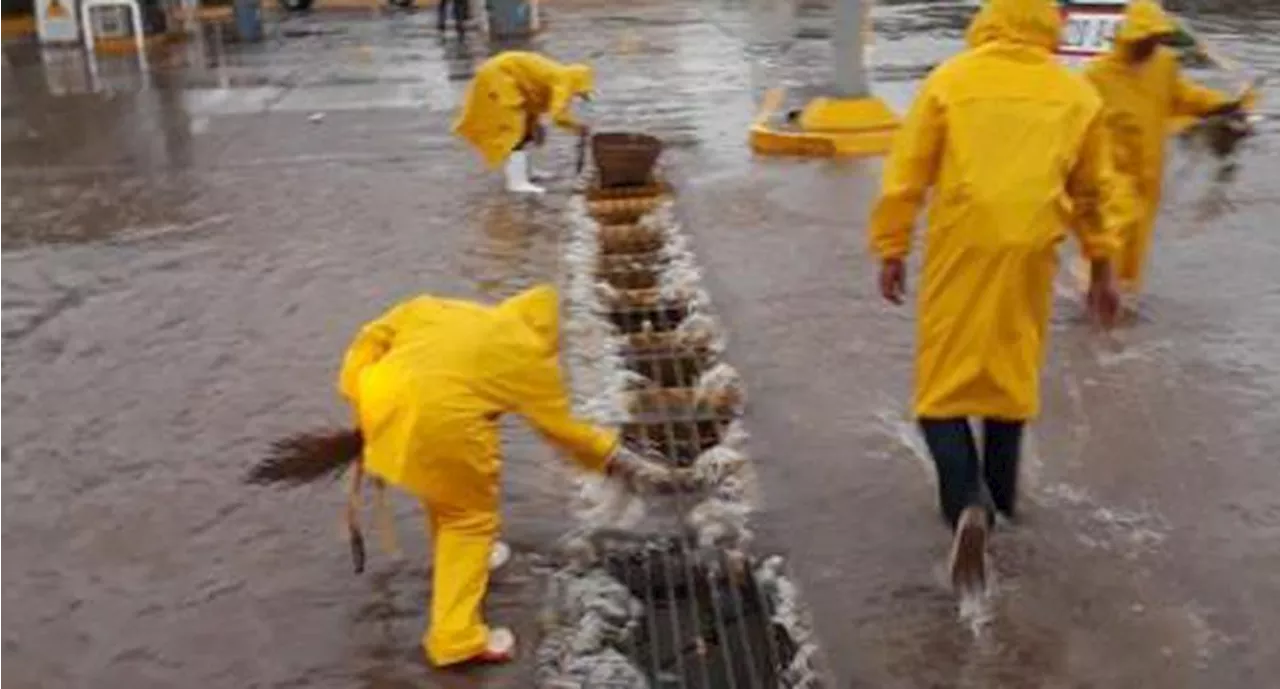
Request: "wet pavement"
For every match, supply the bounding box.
[4,0,1280,687]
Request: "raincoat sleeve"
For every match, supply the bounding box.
[1066,115,1129,261]
[492,355,619,472]
[1172,72,1232,118]
[868,77,945,259]
[548,83,583,132]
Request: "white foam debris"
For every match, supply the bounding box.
[574,474,646,532]
[541,187,827,688]
[694,362,747,414]
[756,556,826,689]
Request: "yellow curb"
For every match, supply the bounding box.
[749,87,901,158]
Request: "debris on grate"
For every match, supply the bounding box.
[547,179,829,688]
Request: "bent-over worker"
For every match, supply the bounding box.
[867,0,1133,594]
[453,51,593,195]
[1078,0,1241,297]
[339,285,673,666]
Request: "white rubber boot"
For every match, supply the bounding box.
[489,540,511,572]
[505,151,545,194]
[526,152,554,182]
[471,627,516,663]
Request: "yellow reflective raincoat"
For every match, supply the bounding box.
[338,285,617,666]
[453,51,594,169]
[1081,0,1232,289]
[868,0,1132,421]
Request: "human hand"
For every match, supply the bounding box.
[879,258,907,305]
[607,446,678,494]
[530,121,547,147]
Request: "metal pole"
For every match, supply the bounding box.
[833,0,868,97]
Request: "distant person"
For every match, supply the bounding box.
[438,0,469,39]
[866,0,1132,594]
[453,51,593,195]
[1076,0,1243,300]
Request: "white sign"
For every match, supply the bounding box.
[1059,10,1123,55]
[35,0,79,43]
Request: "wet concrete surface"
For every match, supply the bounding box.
[4,0,1280,687]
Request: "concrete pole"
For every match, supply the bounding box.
[833,0,869,98]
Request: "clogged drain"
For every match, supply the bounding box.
[544,179,827,688]
[599,541,783,689]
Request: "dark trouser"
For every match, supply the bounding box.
[438,0,469,35]
[918,417,1024,530]
[512,128,533,153]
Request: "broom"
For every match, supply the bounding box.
[245,427,401,574]
[245,427,364,487]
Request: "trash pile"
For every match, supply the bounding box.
[537,175,827,688]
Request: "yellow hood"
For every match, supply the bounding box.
[497,284,560,355]
[562,64,594,99]
[1114,0,1178,45]
[965,0,1062,51]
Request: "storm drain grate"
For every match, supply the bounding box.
[541,179,826,688]
[597,537,786,689]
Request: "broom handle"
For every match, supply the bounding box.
[576,128,588,176]
[346,461,367,575]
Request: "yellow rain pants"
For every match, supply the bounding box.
[338,285,618,666]
[453,51,594,169]
[1080,0,1231,291]
[868,0,1132,421]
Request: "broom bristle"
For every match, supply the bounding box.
[246,427,363,487]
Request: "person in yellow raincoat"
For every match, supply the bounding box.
[866,0,1132,593]
[1077,0,1242,297]
[339,284,674,666]
[453,51,594,195]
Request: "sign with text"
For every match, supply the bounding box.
[1059,8,1124,56]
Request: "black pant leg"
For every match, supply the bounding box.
[981,418,1025,518]
[437,0,449,30]
[919,417,985,529]
[453,0,468,37]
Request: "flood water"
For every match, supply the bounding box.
[4,1,1280,687]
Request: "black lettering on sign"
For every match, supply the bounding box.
[1100,19,1117,50]
[1065,17,1084,47]
[1088,19,1105,49]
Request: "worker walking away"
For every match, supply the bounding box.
[453,51,593,195]
[438,0,469,40]
[247,285,678,667]
[866,0,1132,596]
[1074,0,1244,302]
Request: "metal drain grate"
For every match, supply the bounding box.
[597,536,787,689]
[541,181,825,689]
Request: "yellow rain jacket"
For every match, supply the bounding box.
[338,285,617,666]
[868,0,1131,421]
[453,51,594,169]
[1081,0,1231,288]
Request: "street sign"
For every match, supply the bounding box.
[1059,8,1123,56]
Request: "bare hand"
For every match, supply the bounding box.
[879,258,906,305]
